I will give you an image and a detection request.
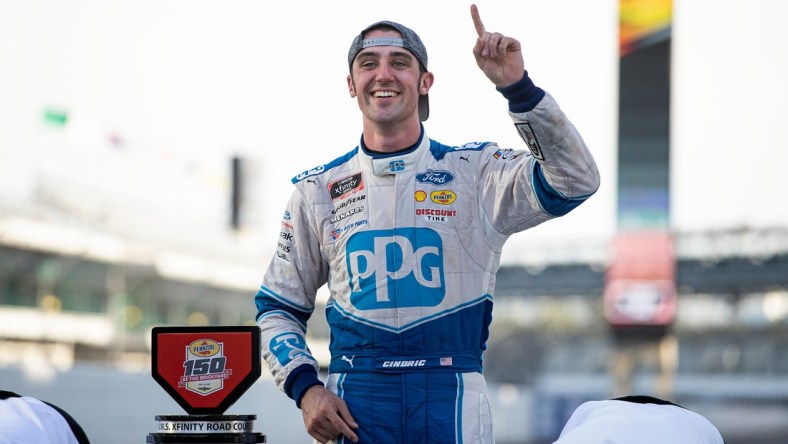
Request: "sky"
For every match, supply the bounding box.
[0,0,786,270]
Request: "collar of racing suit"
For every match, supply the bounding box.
[359,125,431,176]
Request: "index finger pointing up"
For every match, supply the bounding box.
[471,4,485,37]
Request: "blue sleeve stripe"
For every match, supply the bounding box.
[257,285,312,312]
[255,286,312,327]
[531,163,594,217]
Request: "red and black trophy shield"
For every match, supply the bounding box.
[147,326,266,443]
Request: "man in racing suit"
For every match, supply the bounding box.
[255,5,600,443]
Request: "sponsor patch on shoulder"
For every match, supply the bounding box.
[328,173,364,200]
[515,122,544,161]
[493,148,517,160]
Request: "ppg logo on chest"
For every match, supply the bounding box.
[346,228,444,310]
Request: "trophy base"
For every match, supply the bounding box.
[146,415,266,443]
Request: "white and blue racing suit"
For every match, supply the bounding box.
[255,72,600,443]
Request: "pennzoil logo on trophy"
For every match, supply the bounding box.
[179,339,233,396]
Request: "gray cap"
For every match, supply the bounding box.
[347,21,430,121]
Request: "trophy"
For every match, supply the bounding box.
[147,326,266,443]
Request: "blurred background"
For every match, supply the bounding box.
[1,0,787,443]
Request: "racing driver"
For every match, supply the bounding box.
[255,4,600,443]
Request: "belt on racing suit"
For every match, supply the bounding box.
[329,351,482,373]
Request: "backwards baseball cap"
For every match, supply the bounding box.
[347,20,430,121]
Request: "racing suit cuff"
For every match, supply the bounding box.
[496,70,546,113]
[285,364,324,408]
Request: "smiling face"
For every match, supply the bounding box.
[347,28,433,129]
